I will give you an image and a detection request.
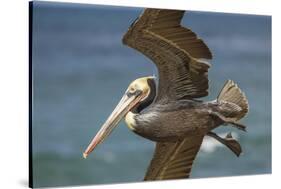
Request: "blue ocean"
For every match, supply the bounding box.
[31,1,271,187]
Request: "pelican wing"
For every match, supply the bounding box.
[144,135,204,180]
[123,9,212,101]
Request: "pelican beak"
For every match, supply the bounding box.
[83,90,143,158]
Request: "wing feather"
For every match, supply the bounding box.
[144,135,204,180]
[123,8,212,101]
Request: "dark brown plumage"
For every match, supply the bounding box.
[83,8,249,181]
[144,135,204,180]
[123,9,212,101]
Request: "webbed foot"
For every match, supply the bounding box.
[209,111,247,132]
[207,131,242,157]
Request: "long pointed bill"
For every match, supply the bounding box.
[83,91,144,158]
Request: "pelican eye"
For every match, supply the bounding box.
[129,86,137,93]
[127,87,142,97]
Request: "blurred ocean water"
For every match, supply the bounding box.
[31,1,271,187]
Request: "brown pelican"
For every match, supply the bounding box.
[83,8,249,180]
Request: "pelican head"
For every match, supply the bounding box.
[83,76,156,158]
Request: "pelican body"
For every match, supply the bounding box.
[125,78,247,142]
[83,8,249,180]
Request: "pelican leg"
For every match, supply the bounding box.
[208,111,247,132]
[207,131,242,157]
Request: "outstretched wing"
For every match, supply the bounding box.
[144,135,204,180]
[123,9,212,102]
